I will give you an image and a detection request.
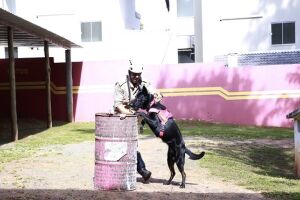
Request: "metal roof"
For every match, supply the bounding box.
[0,8,81,49]
[215,50,300,66]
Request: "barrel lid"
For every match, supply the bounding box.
[95,113,137,117]
[95,160,136,165]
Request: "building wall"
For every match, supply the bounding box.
[0,0,16,13]
[198,0,300,62]
[2,0,299,65]
[1,58,299,128]
[7,0,178,64]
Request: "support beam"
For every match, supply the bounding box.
[294,120,300,178]
[44,40,52,128]
[194,0,203,62]
[8,26,18,141]
[65,49,73,122]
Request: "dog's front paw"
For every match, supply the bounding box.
[179,183,185,188]
[136,111,146,117]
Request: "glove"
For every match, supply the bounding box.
[120,113,127,119]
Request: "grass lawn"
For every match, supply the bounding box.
[0,119,299,200]
[175,121,299,200]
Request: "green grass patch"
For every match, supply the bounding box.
[200,144,300,200]
[170,120,298,200]
[175,120,293,139]
[0,122,94,169]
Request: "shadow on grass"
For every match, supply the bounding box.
[0,118,67,145]
[176,120,293,139]
[0,189,266,200]
[212,144,295,179]
[262,192,300,200]
[248,146,295,179]
[72,128,95,135]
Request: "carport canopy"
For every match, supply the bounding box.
[0,8,81,142]
[0,8,80,48]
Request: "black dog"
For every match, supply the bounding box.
[130,86,205,188]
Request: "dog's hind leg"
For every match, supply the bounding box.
[164,148,176,185]
[176,151,186,188]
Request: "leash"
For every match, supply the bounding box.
[126,75,131,101]
[160,31,172,64]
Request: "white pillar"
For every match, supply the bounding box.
[294,120,300,178]
[194,0,203,63]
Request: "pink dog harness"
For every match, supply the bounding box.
[148,107,173,125]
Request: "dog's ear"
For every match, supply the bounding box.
[142,85,148,94]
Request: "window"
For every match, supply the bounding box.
[177,0,194,17]
[271,22,295,45]
[81,21,102,42]
[178,48,194,63]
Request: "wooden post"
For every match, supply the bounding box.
[8,26,18,141]
[65,49,73,122]
[44,40,52,128]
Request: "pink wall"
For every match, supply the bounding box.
[0,58,299,127]
[144,63,300,127]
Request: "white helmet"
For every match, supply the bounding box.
[128,60,143,73]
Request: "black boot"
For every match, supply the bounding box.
[140,168,152,181]
[137,151,151,181]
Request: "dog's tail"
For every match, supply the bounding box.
[185,148,205,160]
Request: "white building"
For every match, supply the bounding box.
[195,0,300,64]
[1,0,299,65]
[0,0,182,64]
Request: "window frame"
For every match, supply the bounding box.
[271,21,295,45]
[80,21,102,42]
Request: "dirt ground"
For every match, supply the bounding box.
[0,135,280,200]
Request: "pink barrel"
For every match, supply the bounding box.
[94,113,138,190]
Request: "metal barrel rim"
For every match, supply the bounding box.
[95,112,137,117]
